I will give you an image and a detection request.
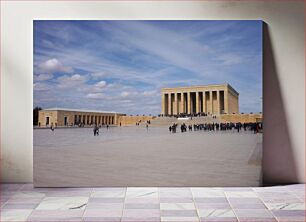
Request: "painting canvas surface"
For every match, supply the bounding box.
[33,20,263,187]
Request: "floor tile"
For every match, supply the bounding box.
[122,217,161,222]
[92,187,126,192]
[196,203,231,209]
[271,209,305,217]
[83,217,121,222]
[10,191,45,199]
[228,198,263,204]
[122,209,160,217]
[253,186,289,193]
[125,203,159,209]
[257,192,300,203]
[91,190,125,198]
[230,203,266,209]
[89,197,125,203]
[234,209,274,218]
[223,188,253,192]
[160,203,196,210]
[83,208,123,217]
[200,217,238,222]
[161,216,199,222]
[159,188,191,192]
[198,209,235,217]
[160,197,194,203]
[159,190,192,198]
[125,198,159,203]
[237,218,277,222]
[286,184,305,191]
[29,209,85,218]
[194,197,228,203]
[86,202,123,209]
[45,191,91,197]
[27,216,83,221]
[225,191,258,198]
[276,218,306,222]
[192,188,225,197]
[36,196,88,210]
[265,202,305,210]
[6,197,44,204]
[2,203,39,209]
[0,209,33,221]
[161,210,198,217]
[1,183,306,222]
[126,188,158,198]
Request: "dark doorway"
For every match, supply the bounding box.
[45,117,50,126]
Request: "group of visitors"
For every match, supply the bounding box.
[159,112,222,118]
[136,120,151,126]
[169,123,179,133]
[169,122,262,134]
[92,124,109,136]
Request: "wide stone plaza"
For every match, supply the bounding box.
[34,124,262,187]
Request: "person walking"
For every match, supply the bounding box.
[93,124,98,136]
[50,124,54,132]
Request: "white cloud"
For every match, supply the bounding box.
[34,73,53,81]
[217,54,242,65]
[34,82,51,91]
[38,58,73,74]
[142,90,158,97]
[120,91,130,97]
[70,74,82,80]
[86,93,104,99]
[91,72,109,79]
[57,74,88,89]
[95,81,107,88]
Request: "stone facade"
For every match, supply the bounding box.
[219,113,263,123]
[38,108,125,127]
[118,116,154,126]
[161,84,239,115]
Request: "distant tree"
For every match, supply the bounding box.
[33,107,42,126]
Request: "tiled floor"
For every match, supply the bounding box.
[1,184,304,222]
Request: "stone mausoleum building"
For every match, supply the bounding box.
[38,108,125,127]
[161,84,239,116]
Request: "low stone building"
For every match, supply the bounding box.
[38,108,125,127]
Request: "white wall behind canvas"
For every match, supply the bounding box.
[1,1,304,184]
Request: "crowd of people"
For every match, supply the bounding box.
[169,122,262,134]
[159,112,221,118]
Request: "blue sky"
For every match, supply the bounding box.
[34,20,262,115]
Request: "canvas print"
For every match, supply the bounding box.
[33,20,263,187]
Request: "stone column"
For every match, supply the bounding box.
[224,89,229,114]
[210,91,213,114]
[168,94,172,115]
[217,90,220,114]
[203,92,206,113]
[174,93,178,115]
[196,92,200,113]
[180,93,184,114]
[187,92,191,114]
[161,93,165,115]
